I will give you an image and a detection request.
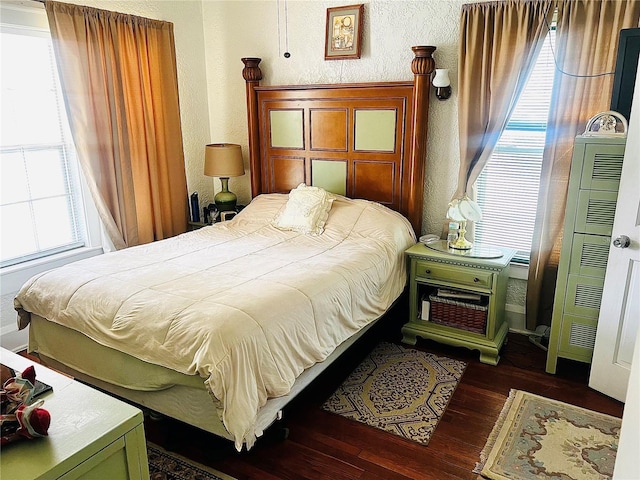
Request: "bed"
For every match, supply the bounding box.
[14,46,436,451]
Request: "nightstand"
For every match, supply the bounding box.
[402,241,516,365]
[188,221,209,230]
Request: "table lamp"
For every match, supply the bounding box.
[446,194,482,250]
[204,143,245,212]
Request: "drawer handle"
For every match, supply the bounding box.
[425,269,431,274]
[474,277,480,283]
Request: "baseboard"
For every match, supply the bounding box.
[504,303,530,334]
[0,326,28,353]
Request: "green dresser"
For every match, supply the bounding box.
[402,242,515,365]
[0,348,149,480]
[546,135,626,373]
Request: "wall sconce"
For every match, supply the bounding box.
[432,69,452,101]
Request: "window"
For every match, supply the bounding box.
[474,30,556,264]
[1,22,88,267]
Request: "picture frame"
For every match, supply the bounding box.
[324,4,364,60]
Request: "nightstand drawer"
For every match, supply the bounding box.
[415,261,493,289]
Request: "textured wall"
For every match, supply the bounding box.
[50,0,465,235]
[507,277,527,306]
[202,0,465,234]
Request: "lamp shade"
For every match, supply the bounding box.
[432,69,451,88]
[204,143,245,177]
[458,196,482,221]
[446,195,482,250]
[447,195,482,222]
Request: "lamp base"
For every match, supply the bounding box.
[214,177,237,212]
[450,236,473,250]
[450,221,473,250]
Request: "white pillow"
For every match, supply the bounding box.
[273,184,334,235]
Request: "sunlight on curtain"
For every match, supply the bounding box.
[45,1,188,249]
[455,0,554,200]
[526,0,640,330]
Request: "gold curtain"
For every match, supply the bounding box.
[526,0,640,330]
[455,0,554,199]
[45,1,188,249]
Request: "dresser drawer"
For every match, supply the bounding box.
[563,273,604,319]
[579,143,624,192]
[568,233,611,277]
[575,189,618,236]
[414,261,493,289]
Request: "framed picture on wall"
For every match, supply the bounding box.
[324,4,364,60]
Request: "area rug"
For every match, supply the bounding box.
[321,342,466,445]
[147,442,236,480]
[475,389,621,480]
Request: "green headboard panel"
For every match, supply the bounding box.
[311,159,347,195]
[354,109,397,152]
[270,110,304,148]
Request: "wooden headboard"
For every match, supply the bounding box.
[242,46,435,235]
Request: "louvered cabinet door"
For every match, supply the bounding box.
[579,143,625,191]
[546,136,625,374]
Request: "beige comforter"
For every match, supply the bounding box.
[15,194,415,449]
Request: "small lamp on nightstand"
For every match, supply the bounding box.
[204,143,245,212]
[446,194,482,250]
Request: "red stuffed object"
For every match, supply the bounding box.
[1,365,51,445]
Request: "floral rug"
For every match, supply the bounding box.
[321,342,466,445]
[147,443,236,480]
[475,389,621,480]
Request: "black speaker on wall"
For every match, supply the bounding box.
[610,28,640,122]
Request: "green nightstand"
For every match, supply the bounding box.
[402,241,516,365]
[188,221,210,230]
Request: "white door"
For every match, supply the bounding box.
[613,327,640,479]
[589,81,640,402]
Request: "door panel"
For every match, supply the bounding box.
[589,104,640,402]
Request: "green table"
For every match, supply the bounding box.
[401,241,515,365]
[0,348,149,480]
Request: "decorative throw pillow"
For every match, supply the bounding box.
[273,184,334,235]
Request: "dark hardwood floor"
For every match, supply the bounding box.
[143,306,625,480]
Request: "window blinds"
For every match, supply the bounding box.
[475,30,556,263]
[0,28,86,267]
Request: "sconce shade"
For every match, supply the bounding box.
[432,68,452,101]
[432,69,451,88]
[204,143,245,178]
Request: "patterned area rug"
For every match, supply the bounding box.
[321,342,466,445]
[148,443,236,480]
[475,389,621,480]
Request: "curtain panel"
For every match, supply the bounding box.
[455,0,554,200]
[45,1,188,249]
[456,0,639,331]
[526,0,640,330]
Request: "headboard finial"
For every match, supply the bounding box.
[241,58,263,82]
[411,46,436,76]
